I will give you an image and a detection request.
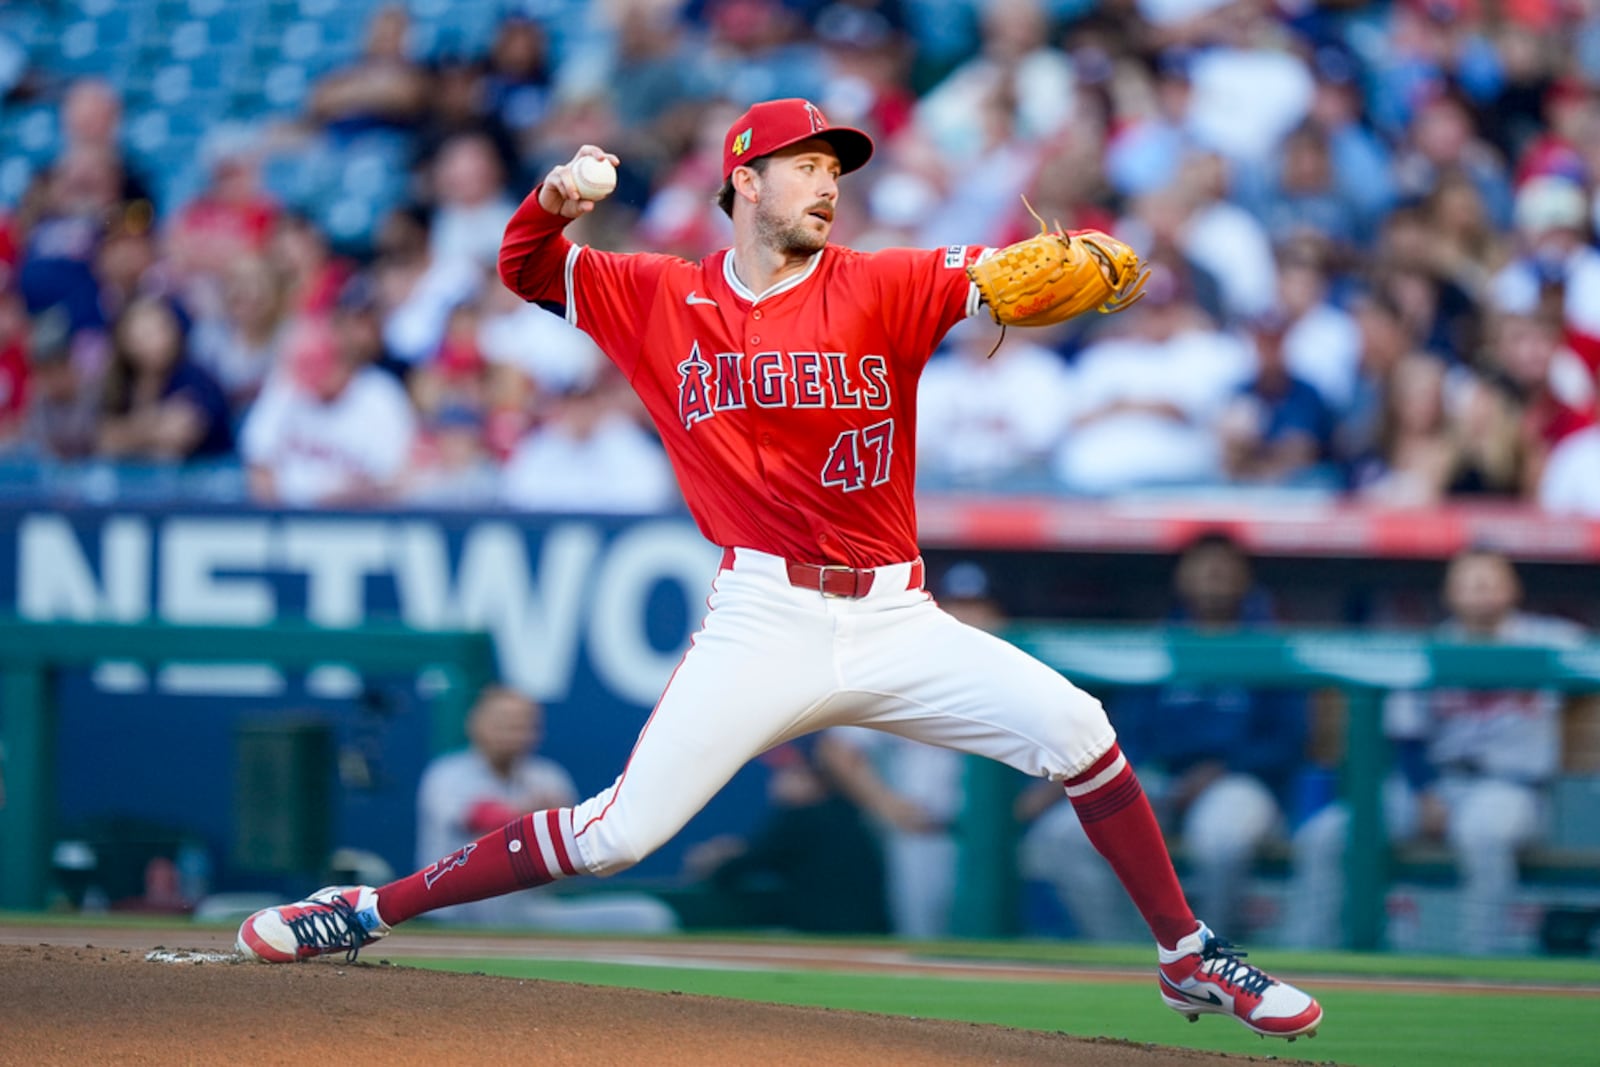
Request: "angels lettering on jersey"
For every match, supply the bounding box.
[676,343,891,428]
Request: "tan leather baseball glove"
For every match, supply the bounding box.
[968,221,1150,328]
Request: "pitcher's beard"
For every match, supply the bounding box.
[756,211,827,257]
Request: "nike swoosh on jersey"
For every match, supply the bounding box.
[685,292,718,306]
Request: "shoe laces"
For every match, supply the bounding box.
[285,894,372,963]
[1198,936,1273,998]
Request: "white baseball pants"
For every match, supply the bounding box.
[568,548,1116,876]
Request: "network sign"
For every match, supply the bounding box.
[1,506,721,705]
[0,505,748,880]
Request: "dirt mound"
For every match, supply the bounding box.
[0,937,1315,1066]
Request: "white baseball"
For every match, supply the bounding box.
[572,156,616,201]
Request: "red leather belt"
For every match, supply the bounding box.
[720,548,925,599]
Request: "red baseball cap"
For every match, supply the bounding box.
[722,98,874,182]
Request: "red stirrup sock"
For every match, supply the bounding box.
[1064,744,1199,950]
[375,808,582,926]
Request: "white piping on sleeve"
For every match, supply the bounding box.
[966,247,998,318]
[564,244,583,327]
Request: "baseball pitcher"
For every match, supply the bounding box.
[238,98,1321,1040]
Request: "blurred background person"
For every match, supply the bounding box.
[1539,423,1600,515]
[96,296,232,463]
[915,317,1074,490]
[416,686,676,932]
[304,3,431,140]
[1490,175,1600,375]
[816,560,1008,939]
[1051,261,1251,494]
[1290,549,1587,953]
[500,360,677,514]
[423,132,519,272]
[685,739,889,935]
[1482,308,1595,493]
[240,318,415,505]
[1218,310,1336,487]
[372,203,484,371]
[1019,532,1307,942]
[166,132,280,294]
[14,305,98,461]
[190,255,292,415]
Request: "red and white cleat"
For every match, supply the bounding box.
[1157,923,1323,1039]
[236,885,390,963]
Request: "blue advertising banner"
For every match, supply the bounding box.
[0,505,768,889]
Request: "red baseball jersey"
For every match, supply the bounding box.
[500,194,988,566]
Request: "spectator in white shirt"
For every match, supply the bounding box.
[1539,425,1600,516]
[916,316,1074,488]
[500,363,678,514]
[373,204,484,367]
[241,318,417,505]
[426,133,519,272]
[1052,262,1254,493]
[417,686,677,932]
[1489,175,1600,374]
[1290,550,1585,953]
[1277,240,1362,414]
[476,282,604,396]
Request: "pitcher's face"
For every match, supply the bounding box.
[751,139,841,256]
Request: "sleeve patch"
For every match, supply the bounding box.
[943,244,968,269]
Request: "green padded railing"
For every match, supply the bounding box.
[0,619,498,911]
[954,626,1600,951]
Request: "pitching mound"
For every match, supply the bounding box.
[0,939,1315,1066]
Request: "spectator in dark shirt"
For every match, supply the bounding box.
[97,296,233,461]
[1220,310,1335,486]
[684,741,890,934]
[1019,532,1307,941]
[18,305,98,461]
[483,15,554,159]
[305,4,431,140]
[17,144,125,336]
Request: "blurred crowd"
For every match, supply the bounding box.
[2,0,1600,513]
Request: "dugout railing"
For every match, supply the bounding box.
[0,619,498,911]
[955,627,1600,951]
[5,620,1599,948]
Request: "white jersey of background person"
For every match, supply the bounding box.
[1290,611,1584,953]
[417,738,676,933]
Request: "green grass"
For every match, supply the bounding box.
[907,938,1600,985]
[398,956,1600,1067]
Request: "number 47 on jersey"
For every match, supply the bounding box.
[822,418,894,492]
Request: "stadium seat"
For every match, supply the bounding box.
[6,106,61,165]
[0,157,33,209]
